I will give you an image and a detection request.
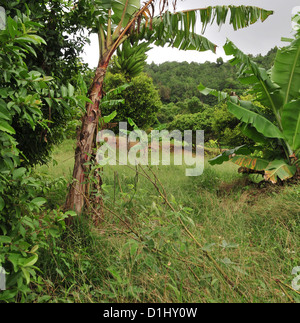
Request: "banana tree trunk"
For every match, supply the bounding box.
[64,59,109,221]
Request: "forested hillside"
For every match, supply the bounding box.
[144,47,277,105]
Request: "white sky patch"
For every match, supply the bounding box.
[81,0,300,68]
[292,6,300,30]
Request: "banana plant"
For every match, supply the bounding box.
[199,12,300,184]
[65,0,274,216]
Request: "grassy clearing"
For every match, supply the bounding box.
[34,140,300,303]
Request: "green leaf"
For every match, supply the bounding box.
[0,121,15,134]
[21,267,31,285]
[240,123,269,144]
[64,210,77,217]
[29,245,39,254]
[198,83,229,101]
[281,99,300,151]
[224,40,282,112]
[21,255,38,268]
[49,228,60,238]
[220,240,239,249]
[7,16,18,38]
[0,6,6,31]
[30,197,47,207]
[61,85,68,98]
[208,145,252,166]
[103,111,117,123]
[0,196,5,212]
[0,235,11,244]
[68,83,75,97]
[76,95,93,104]
[227,101,284,139]
[12,167,26,180]
[272,37,300,104]
[0,99,10,121]
[15,34,46,45]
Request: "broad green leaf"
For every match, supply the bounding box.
[110,0,140,27]
[240,123,268,144]
[0,235,11,244]
[0,121,15,134]
[68,83,75,97]
[76,95,93,104]
[49,228,60,238]
[227,101,284,139]
[30,197,47,207]
[12,167,26,180]
[61,85,68,98]
[281,99,300,151]
[20,255,38,268]
[264,160,297,183]
[224,41,282,112]
[7,16,18,38]
[0,99,10,121]
[29,245,39,254]
[272,37,300,104]
[64,210,78,217]
[202,243,216,252]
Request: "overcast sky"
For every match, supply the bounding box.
[81,0,300,67]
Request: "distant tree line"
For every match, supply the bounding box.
[144,47,277,105]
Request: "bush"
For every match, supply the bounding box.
[167,106,215,142]
[103,72,162,130]
[210,102,252,147]
[0,10,78,302]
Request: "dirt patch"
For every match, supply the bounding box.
[216,177,285,203]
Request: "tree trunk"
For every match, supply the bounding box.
[64,60,109,222]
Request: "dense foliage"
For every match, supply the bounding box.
[0,1,89,165]
[103,72,162,130]
[144,49,276,105]
[0,10,79,302]
[200,14,300,183]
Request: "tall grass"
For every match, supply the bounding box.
[34,140,300,303]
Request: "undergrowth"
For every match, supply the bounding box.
[30,141,300,303]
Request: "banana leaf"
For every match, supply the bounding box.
[224,41,282,112]
[230,155,270,171]
[264,159,297,183]
[281,99,300,151]
[227,101,284,139]
[208,145,253,165]
[271,37,300,105]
